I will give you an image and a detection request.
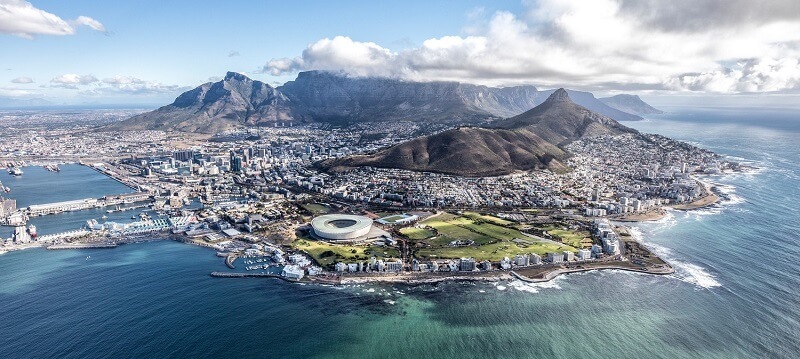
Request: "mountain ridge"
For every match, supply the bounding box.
[599,94,663,115]
[107,71,653,133]
[321,89,636,177]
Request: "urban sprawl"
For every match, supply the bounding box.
[0,111,739,283]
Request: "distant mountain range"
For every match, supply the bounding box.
[107,71,660,133]
[320,89,637,177]
[599,94,663,115]
[0,97,54,108]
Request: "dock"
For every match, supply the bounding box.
[209,272,295,282]
[47,243,118,250]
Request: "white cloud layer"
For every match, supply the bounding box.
[11,76,33,83]
[51,74,99,88]
[0,0,105,38]
[47,74,186,96]
[265,0,800,93]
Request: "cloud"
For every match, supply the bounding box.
[77,76,186,97]
[11,76,33,83]
[265,0,800,93]
[265,36,395,77]
[71,15,106,33]
[50,74,99,88]
[94,76,187,95]
[228,50,240,57]
[0,0,106,38]
[666,58,800,93]
[0,86,38,97]
[102,76,145,85]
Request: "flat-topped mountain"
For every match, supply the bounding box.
[106,71,654,133]
[279,70,542,123]
[599,94,663,115]
[321,89,636,176]
[105,72,302,133]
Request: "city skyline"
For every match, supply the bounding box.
[2,0,800,107]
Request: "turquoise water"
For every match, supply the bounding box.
[0,110,798,358]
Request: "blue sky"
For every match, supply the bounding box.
[2,0,800,106]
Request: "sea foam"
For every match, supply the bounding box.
[507,278,562,294]
[627,225,721,289]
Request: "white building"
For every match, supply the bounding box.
[281,265,305,280]
[547,252,564,263]
[577,249,592,260]
[514,254,529,267]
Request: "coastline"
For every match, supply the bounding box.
[613,209,667,222]
[612,176,722,223]
[0,221,679,287]
[670,177,720,210]
[305,259,674,286]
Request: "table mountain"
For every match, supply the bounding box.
[105,71,655,133]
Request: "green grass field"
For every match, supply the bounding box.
[536,224,592,248]
[380,214,409,223]
[300,203,331,215]
[415,239,570,261]
[292,238,399,268]
[463,211,512,226]
[414,213,577,260]
[399,227,435,240]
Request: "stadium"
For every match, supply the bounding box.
[311,214,374,241]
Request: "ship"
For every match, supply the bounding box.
[8,167,23,176]
[27,224,37,239]
[43,164,61,172]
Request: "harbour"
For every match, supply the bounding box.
[0,164,143,238]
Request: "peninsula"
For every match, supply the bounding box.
[0,72,742,285]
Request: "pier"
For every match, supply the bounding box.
[82,162,140,191]
[48,243,118,250]
[209,272,295,282]
[37,229,91,242]
[23,192,151,217]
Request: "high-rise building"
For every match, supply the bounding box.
[231,156,243,173]
[459,257,476,271]
[173,150,194,162]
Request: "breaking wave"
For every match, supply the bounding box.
[627,224,721,289]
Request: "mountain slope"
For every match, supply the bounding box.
[494,88,637,146]
[323,127,569,177]
[105,72,303,133]
[107,71,650,133]
[322,89,635,177]
[599,94,663,115]
[537,89,643,121]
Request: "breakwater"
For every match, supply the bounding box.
[47,243,118,250]
[209,272,295,282]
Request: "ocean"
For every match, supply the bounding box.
[0,108,798,358]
